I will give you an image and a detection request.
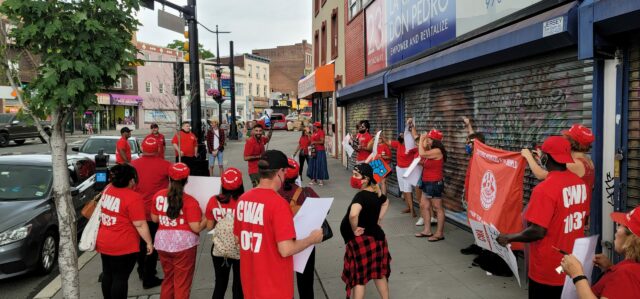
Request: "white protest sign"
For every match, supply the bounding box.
[293,197,334,273]
[342,133,354,158]
[365,131,382,163]
[184,176,221,211]
[404,124,416,154]
[469,219,521,287]
[561,235,599,299]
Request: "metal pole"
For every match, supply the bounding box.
[229,41,237,140]
[186,0,204,158]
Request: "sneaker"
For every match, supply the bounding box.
[143,277,163,289]
[415,217,424,226]
[460,244,483,255]
[431,217,438,224]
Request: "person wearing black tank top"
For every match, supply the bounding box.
[341,163,391,299]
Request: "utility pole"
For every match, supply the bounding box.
[229,41,238,139]
[211,25,230,131]
[186,0,204,158]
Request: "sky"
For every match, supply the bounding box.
[136,0,312,58]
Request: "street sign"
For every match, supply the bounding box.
[158,9,184,34]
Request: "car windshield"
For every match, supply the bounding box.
[81,138,137,154]
[271,115,283,120]
[0,165,52,200]
[0,114,13,123]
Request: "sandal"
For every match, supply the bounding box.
[415,232,433,238]
[428,236,445,242]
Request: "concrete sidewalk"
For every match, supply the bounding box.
[48,131,527,299]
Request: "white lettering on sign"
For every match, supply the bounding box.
[476,149,519,169]
[543,17,564,38]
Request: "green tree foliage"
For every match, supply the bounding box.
[0,1,142,298]
[166,39,215,60]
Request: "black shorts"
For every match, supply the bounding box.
[420,180,444,198]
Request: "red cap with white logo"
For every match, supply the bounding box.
[221,168,243,190]
[611,207,640,237]
[168,163,190,180]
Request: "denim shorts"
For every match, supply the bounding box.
[208,151,224,166]
[420,180,444,198]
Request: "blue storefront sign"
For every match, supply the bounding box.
[386,0,456,65]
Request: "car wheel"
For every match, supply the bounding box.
[14,139,25,145]
[36,230,58,275]
[0,133,9,147]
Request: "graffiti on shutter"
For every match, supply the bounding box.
[627,44,640,210]
[404,49,593,218]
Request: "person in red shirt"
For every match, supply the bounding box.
[234,150,323,299]
[376,134,393,196]
[116,127,132,164]
[388,119,419,217]
[151,163,206,299]
[415,129,447,242]
[293,126,312,181]
[144,123,166,158]
[205,168,245,299]
[497,136,591,298]
[131,137,170,288]
[353,120,373,163]
[561,206,640,299]
[96,164,153,299]
[243,123,272,187]
[307,121,329,186]
[171,121,198,163]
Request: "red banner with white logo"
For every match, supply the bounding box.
[467,140,525,249]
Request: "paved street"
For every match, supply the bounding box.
[2,130,527,298]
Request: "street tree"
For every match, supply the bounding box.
[166,39,215,60]
[0,1,142,298]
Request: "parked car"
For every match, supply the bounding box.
[72,136,141,165]
[270,113,287,130]
[0,113,51,147]
[285,112,298,122]
[0,155,98,279]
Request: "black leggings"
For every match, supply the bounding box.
[137,221,158,283]
[212,248,243,299]
[528,277,562,299]
[101,252,137,299]
[297,248,315,299]
[298,153,308,177]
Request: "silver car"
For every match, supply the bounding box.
[72,136,141,165]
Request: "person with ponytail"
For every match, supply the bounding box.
[151,163,206,299]
[415,129,447,242]
[340,163,391,299]
[205,168,245,299]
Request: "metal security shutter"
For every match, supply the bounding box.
[404,49,593,217]
[627,44,640,210]
[345,95,400,195]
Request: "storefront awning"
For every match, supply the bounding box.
[298,63,335,99]
[96,93,110,105]
[578,0,640,59]
[110,94,143,106]
[337,1,579,104]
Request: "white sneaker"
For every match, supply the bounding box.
[431,217,438,224]
[415,217,424,226]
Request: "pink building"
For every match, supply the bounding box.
[136,42,184,127]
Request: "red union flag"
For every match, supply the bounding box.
[467,140,525,248]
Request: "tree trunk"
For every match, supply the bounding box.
[50,108,80,298]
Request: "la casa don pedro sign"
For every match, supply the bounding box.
[366,0,544,74]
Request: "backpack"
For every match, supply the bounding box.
[212,200,240,259]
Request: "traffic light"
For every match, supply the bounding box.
[183,29,190,62]
[140,0,154,10]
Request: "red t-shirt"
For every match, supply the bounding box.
[377,143,392,162]
[421,158,444,181]
[116,137,131,164]
[524,171,591,286]
[145,133,166,157]
[151,189,202,233]
[96,186,146,255]
[390,141,417,168]
[171,131,197,157]
[312,129,325,151]
[233,188,296,299]
[591,259,640,299]
[131,156,170,220]
[244,136,268,175]
[356,132,373,162]
[205,195,239,222]
[298,135,311,155]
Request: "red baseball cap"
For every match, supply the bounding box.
[254,120,266,129]
[141,137,159,153]
[427,129,443,141]
[222,168,243,190]
[562,124,595,146]
[541,136,574,164]
[313,121,321,127]
[168,163,190,180]
[285,158,300,179]
[611,207,640,237]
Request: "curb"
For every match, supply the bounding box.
[33,251,97,299]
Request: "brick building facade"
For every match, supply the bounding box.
[252,41,313,99]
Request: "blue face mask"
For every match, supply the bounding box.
[465,144,473,155]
